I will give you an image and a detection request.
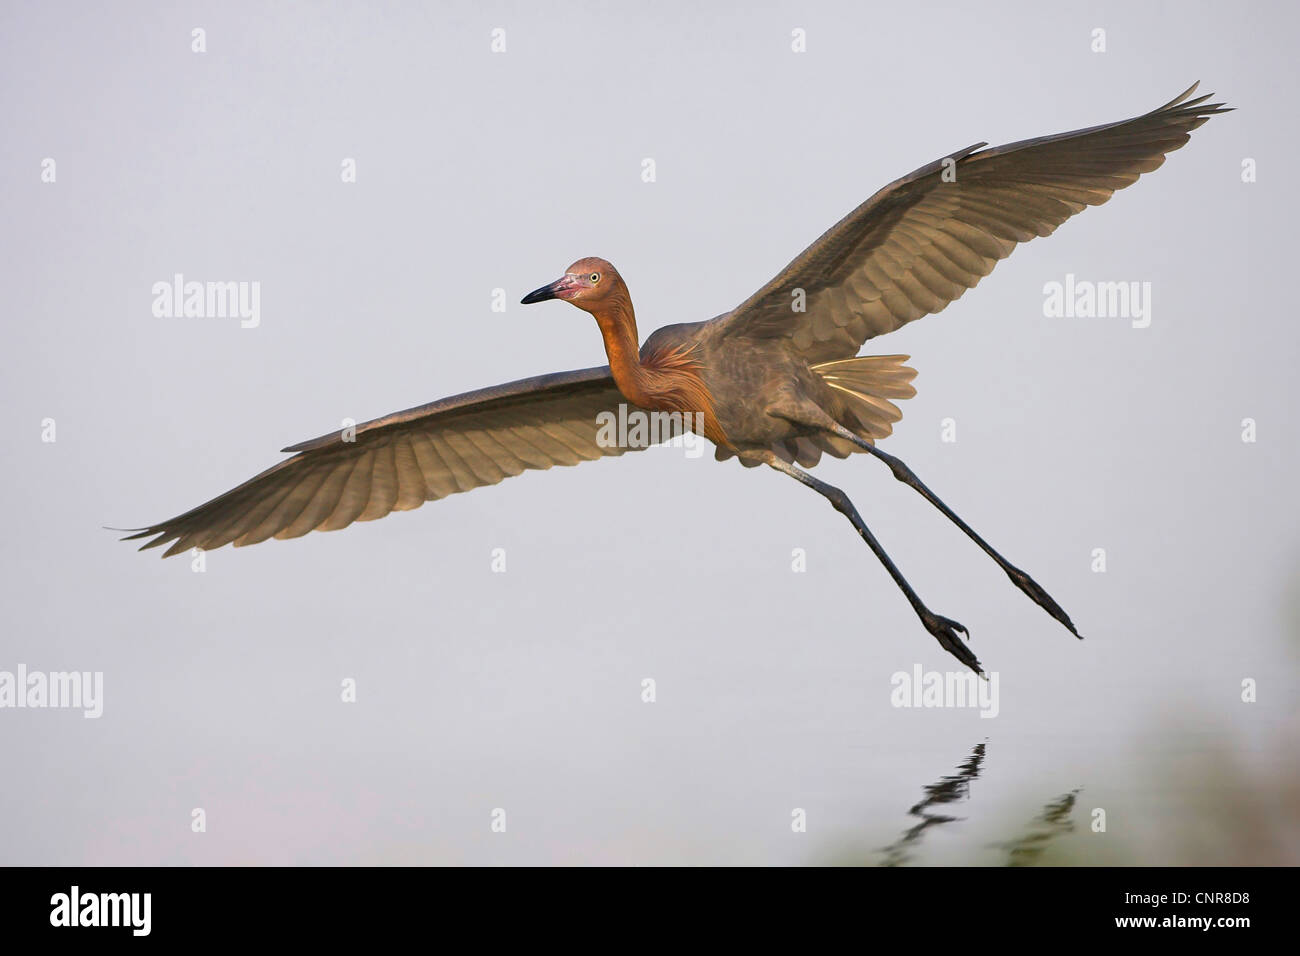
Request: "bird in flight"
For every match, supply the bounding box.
[121,84,1229,673]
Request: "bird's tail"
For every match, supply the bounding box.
[812,354,918,443]
[718,354,918,468]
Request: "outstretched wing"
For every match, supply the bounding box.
[719,83,1230,364]
[122,367,641,557]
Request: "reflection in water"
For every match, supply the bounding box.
[879,742,985,867]
[878,742,1083,866]
[996,788,1082,867]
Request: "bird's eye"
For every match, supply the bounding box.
[589,273,600,283]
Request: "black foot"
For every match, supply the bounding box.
[921,611,982,675]
[1005,565,1081,638]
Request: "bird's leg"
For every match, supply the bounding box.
[825,423,1079,639]
[765,455,983,674]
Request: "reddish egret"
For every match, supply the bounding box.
[122,84,1228,672]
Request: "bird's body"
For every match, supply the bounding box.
[121,84,1230,672]
[637,318,908,461]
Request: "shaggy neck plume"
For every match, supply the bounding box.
[590,295,726,445]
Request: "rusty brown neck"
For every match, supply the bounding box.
[591,294,655,407]
[590,292,728,445]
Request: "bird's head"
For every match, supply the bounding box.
[520,257,624,314]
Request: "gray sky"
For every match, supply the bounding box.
[2,0,1296,865]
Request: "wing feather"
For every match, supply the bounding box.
[122,367,642,556]
[719,84,1229,362]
